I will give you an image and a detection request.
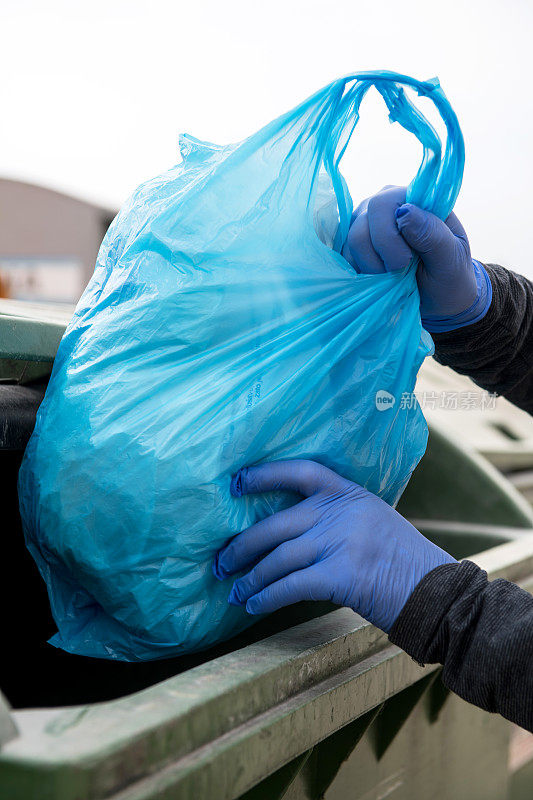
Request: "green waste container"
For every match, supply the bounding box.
[1,299,533,800]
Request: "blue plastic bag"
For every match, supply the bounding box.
[19,72,464,661]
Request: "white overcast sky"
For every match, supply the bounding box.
[2,0,532,273]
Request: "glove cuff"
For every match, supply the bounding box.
[421,260,492,333]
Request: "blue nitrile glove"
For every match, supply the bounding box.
[341,186,492,333]
[213,460,456,633]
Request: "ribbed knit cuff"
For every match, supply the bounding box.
[388,560,482,665]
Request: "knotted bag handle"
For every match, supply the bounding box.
[302,71,464,252]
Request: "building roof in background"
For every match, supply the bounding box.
[0,176,117,218]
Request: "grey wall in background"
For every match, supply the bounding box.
[0,178,116,301]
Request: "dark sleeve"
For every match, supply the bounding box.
[432,263,533,414]
[389,561,533,732]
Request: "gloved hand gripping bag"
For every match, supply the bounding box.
[18,72,465,660]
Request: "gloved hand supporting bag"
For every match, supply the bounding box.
[18,72,464,660]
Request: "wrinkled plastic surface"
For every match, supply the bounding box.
[19,72,464,661]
